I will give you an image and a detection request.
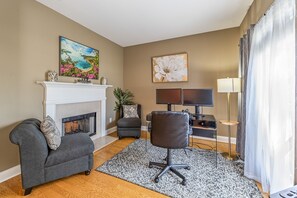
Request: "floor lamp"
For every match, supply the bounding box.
[217,78,240,160]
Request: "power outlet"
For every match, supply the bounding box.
[109,117,113,123]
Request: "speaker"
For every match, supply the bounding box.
[197,120,216,128]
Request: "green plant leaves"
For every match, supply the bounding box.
[113,87,135,111]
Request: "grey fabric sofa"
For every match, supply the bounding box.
[9,118,94,196]
[117,104,141,139]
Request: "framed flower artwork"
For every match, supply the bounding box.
[151,52,188,83]
[59,36,99,79]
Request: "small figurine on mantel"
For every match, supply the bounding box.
[100,77,107,85]
[77,76,92,84]
[47,71,58,82]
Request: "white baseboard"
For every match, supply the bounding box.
[106,126,117,135]
[141,125,147,131]
[192,135,236,144]
[0,165,21,183]
[141,125,236,144]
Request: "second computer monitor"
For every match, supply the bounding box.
[183,89,213,115]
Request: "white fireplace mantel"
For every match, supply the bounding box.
[37,81,112,139]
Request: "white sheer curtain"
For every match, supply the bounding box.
[244,0,295,194]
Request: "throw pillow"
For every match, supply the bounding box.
[123,105,139,118]
[40,116,61,150]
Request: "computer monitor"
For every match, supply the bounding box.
[183,89,214,115]
[156,88,182,111]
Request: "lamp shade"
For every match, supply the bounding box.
[217,78,241,93]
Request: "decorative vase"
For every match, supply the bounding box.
[101,77,107,85]
[47,71,58,82]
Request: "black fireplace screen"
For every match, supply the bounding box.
[62,112,96,136]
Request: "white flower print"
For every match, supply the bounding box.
[153,54,187,82]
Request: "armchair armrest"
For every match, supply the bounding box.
[10,119,48,189]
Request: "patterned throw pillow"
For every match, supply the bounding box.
[40,116,61,150]
[123,105,139,118]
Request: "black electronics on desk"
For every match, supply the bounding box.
[191,114,216,138]
[195,114,216,128]
[155,88,216,136]
[156,88,214,115]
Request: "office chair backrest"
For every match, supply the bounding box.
[151,111,189,149]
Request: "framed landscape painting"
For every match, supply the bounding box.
[59,36,99,79]
[152,52,188,83]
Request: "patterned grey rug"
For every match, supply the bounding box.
[96,139,262,198]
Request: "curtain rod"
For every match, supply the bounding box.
[242,0,275,36]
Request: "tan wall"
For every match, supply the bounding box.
[124,28,240,138]
[240,0,274,35]
[0,0,123,171]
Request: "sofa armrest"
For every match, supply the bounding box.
[10,119,48,189]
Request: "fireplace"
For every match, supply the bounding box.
[37,81,117,152]
[37,81,112,139]
[62,112,96,136]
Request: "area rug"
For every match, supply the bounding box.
[96,139,262,198]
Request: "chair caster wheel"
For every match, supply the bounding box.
[181,180,186,186]
[149,163,153,168]
[154,178,159,183]
[186,166,190,170]
[85,170,91,175]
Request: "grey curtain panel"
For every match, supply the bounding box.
[236,25,254,160]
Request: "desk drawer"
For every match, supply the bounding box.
[192,128,216,139]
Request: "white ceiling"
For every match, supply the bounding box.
[36,0,253,47]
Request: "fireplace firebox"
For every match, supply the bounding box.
[62,112,96,136]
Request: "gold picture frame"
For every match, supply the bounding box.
[151,52,188,83]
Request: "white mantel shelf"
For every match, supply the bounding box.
[37,81,112,87]
[36,81,113,139]
[36,81,112,105]
[36,81,112,89]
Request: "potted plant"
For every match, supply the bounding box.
[113,87,135,117]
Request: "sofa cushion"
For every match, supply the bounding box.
[40,116,61,150]
[117,118,141,128]
[123,105,139,118]
[45,133,94,167]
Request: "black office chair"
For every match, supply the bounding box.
[149,111,190,185]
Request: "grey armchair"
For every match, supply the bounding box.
[117,104,141,139]
[9,118,94,195]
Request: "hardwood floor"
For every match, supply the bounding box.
[0,131,268,197]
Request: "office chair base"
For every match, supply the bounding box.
[149,149,190,186]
